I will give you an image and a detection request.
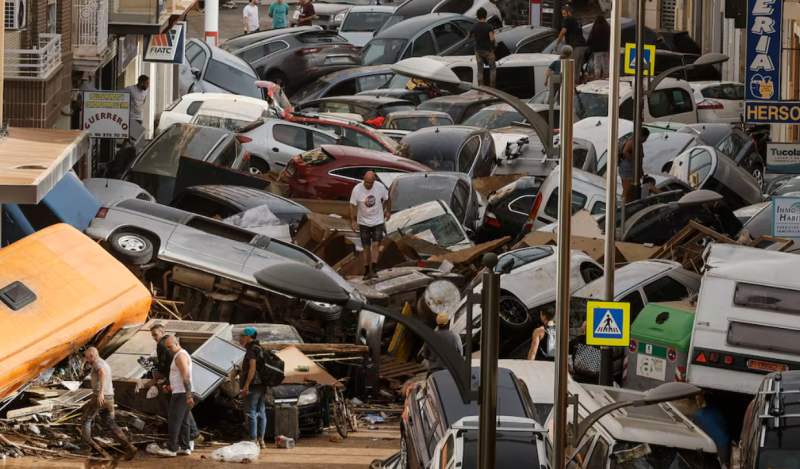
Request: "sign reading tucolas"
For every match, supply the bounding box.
[766,143,800,173]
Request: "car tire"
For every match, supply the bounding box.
[580,263,604,283]
[265,71,288,92]
[499,294,531,329]
[400,435,410,469]
[305,301,343,322]
[249,157,270,175]
[108,232,154,265]
[752,165,765,189]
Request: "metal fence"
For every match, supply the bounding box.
[73,0,109,57]
[5,33,62,80]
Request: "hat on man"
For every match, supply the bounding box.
[242,327,257,337]
[436,313,449,326]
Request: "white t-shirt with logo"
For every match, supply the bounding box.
[350,182,389,227]
[243,4,260,31]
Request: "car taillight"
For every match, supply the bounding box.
[297,176,320,184]
[347,46,359,53]
[243,151,250,163]
[236,135,253,143]
[95,207,108,219]
[484,211,500,228]
[697,99,723,110]
[297,47,323,56]
[528,193,543,221]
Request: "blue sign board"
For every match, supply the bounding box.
[586,301,630,346]
[746,0,782,101]
[143,22,186,64]
[745,101,800,123]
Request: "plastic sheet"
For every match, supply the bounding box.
[210,441,261,463]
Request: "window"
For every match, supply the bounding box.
[509,195,536,214]
[458,136,481,173]
[451,181,469,222]
[543,191,588,218]
[453,66,473,83]
[619,98,634,121]
[648,88,693,118]
[357,74,391,92]
[212,141,238,167]
[453,19,476,34]
[716,134,745,160]
[299,148,335,166]
[702,84,745,101]
[412,32,437,57]
[360,39,407,66]
[728,321,800,355]
[311,130,337,148]
[586,437,610,469]
[620,290,645,318]
[669,88,694,114]
[204,60,261,98]
[47,0,57,35]
[188,45,208,70]
[343,128,383,151]
[173,194,237,219]
[17,203,61,231]
[433,23,465,52]
[267,41,289,54]
[321,101,352,113]
[241,45,268,64]
[642,275,690,304]
[688,148,712,188]
[341,11,392,32]
[273,124,310,150]
[648,90,672,118]
[331,167,372,180]
[518,34,558,53]
[590,201,606,215]
[734,282,800,315]
[491,67,536,99]
[185,217,254,243]
[327,79,358,96]
[186,101,204,116]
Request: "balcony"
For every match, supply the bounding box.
[108,0,169,36]
[73,0,109,57]
[5,34,62,80]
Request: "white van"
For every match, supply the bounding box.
[157,93,276,135]
[576,77,698,124]
[382,53,559,100]
[687,244,800,394]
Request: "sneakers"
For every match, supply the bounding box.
[257,437,266,449]
[156,448,177,457]
[177,448,192,456]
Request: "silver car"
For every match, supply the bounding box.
[179,39,264,99]
[85,198,352,294]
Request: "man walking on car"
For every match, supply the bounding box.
[468,8,497,88]
[349,171,391,280]
[157,336,195,457]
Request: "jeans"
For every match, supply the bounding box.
[475,50,496,87]
[245,387,267,440]
[167,393,193,452]
[81,395,134,450]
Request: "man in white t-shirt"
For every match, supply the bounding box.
[349,171,391,280]
[243,0,260,34]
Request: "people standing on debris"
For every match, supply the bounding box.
[468,8,497,88]
[269,0,289,29]
[123,75,149,125]
[238,328,268,449]
[693,391,731,468]
[620,127,649,200]
[349,171,391,280]
[554,5,586,50]
[586,15,610,79]
[157,336,195,458]
[81,347,138,457]
[528,306,556,361]
[297,0,316,26]
[422,314,463,376]
[243,0,260,34]
[641,175,663,199]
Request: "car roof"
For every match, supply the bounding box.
[386,110,452,119]
[314,65,393,83]
[574,260,680,299]
[374,13,468,39]
[318,144,431,170]
[347,4,397,12]
[190,39,256,75]
[681,123,735,146]
[182,185,310,213]
[318,95,413,106]
[401,125,486,147]
[221,26,320,50]
[430,367,528,427]
[547,166,609,190]
[494,25,557,47]
[704,243,800,289]
[357,89,414,98]
[578,76,688,95]
[391,171,467,189]
[196,99,268,118]
[689,80,742,88]
[428,52,559,66]
[393,0,452,17]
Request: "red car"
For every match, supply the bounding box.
[279,145,430,200]
[285,114,399,153]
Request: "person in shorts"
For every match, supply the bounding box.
[349,171,391,280]
[620,127,650,200]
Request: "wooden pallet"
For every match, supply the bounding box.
[379,356,427,380]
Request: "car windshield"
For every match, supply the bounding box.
[610,442,720,469]
[391,213,465,247]
[771,178,800,197]
[292,79,331,104]
[391,177,455,211]
[405,147,456,171]
[377,15,405,34]
[341,12,392,32]
[384,74,412,89]
[462,108,524,130]
[757,449,800,469]
[574,92,609,119]
[740,202,772,239]
[386,116,448,130]
[204,60,261,98]
[131,125,223,178]
[192,115,251,132]
[361,39,407,66]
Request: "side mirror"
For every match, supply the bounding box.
[191,67,201,78]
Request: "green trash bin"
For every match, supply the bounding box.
[624,301,696,392]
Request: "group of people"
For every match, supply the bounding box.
[242,0,314,34]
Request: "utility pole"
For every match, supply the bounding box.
[205,0,219,46]
[631,0,646,202]
[553,53,574,469]
[553,0,563,31]
[478,254,500,469]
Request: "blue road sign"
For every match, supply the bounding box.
[624,43,656,76]
[586,301,630,346]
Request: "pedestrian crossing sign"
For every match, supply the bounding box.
[586,301,630,346]
[624,43,656,76]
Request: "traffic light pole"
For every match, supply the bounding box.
[631,0,646,202]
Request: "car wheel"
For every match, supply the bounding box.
[108,232,154,265]
[305,301,343,322]
[265,71,288,91]
[499,294,531,329]
[249,158,270,175]
[580,263,604,283]
[752,165,764,188]
[400,435,409,469]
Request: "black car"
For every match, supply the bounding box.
[678,124,765,187]
[416,94,502,124]
[656,29,702,54]
[123,123,250,204]
[170,185,311,228]
[740,372,800,469]
[219,27,362,94]
[294,96,416,121]
[477,176,543,242]
[290,65,394,104]
[388,172,483,230]
[402,368,538,469]
[542,18,667,54]
[356,88,444,106]
[492,25,558,54]
[400,126,496,178]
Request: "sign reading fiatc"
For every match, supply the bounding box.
[82,91,131,139]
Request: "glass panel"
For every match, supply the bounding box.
[642,276,690,304]
[193,336,246,375]
[544,191,588,218]
[273,125,309,150]
[204,60,261,99]
[728,321,800,355]
[433,23,465,52]
[734,282,800,315]
[458,136,481,173]
[191,360,227,400]
[412,32,437,57]
[509,195,536,214]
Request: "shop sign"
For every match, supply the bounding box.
[82,91,130,139]
[143,22,186,64]
[746,0,782,101]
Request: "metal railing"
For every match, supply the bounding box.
[73,0,109,57]
[5,34,63,80]
[108,0,166,25]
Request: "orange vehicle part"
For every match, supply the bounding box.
[0,224,151,402]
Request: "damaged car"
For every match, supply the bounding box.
[399,126,496,178]
[388,172,484,231]
[386,200,474,251]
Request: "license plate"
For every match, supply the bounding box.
[328,56,352,64]
[747,359,788,373]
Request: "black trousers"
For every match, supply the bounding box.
[167,393,192,452]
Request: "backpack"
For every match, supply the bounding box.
[251,343,285,387]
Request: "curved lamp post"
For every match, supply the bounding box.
[390,57,559,158]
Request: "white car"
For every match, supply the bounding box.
[690,81,745,124]
[156,93,277,135]
[576,77,698,124]
[339,5,397,48]
[449,246,603,342]
[386,200,473,252]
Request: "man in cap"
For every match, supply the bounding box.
[238,327,268,449]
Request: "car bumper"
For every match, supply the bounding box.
[298,401,323,432]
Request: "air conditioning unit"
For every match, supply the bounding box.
[5,0,26,30]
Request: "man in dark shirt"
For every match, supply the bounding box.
[468,8,496,88]
[554,5,585,49]
[421,314,464,376]
[297,0,316,26]
[238,327,267,449]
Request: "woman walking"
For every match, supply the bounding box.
[586,16,611,79]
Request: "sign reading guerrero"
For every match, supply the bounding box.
[772,197,800,238]
[82,91,131,139]
[766,143,800,173]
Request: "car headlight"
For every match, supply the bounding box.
[334,12,346,22]
[298,387,318,406]
[293,9,300,20]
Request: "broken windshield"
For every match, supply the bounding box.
[389,213,465,247]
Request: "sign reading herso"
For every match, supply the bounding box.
[82,91,131,139]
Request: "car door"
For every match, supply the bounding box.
[431,431,458,469]
[266,121,315,169]
[647,87,697,124]
[410,30,438,59]
[181,41,209,95]
[433,22,469,56]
